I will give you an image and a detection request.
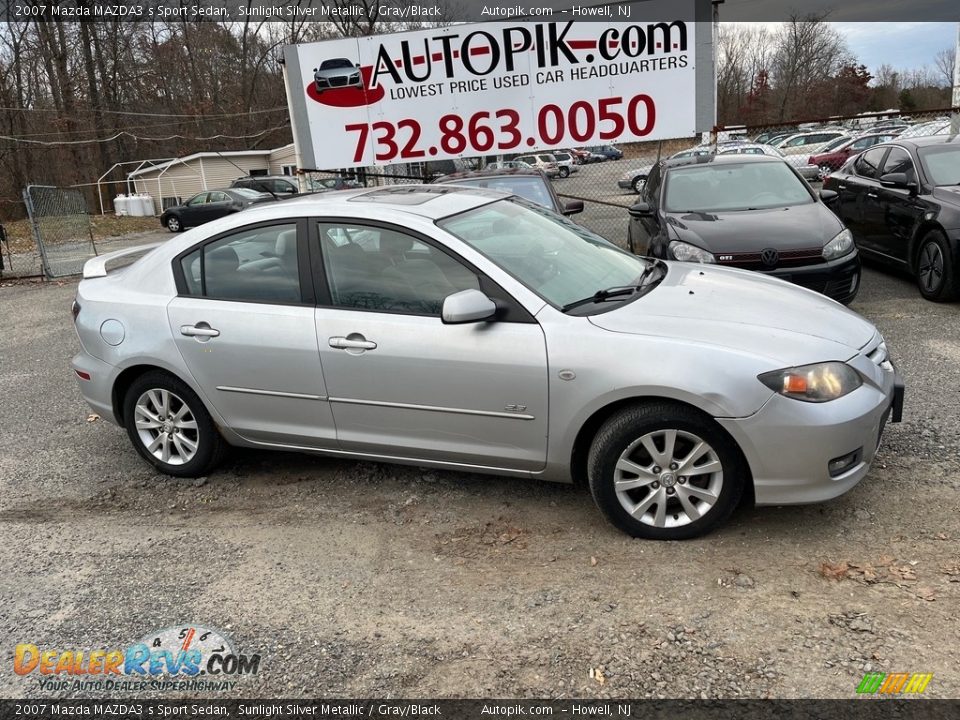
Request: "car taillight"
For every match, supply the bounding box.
[71,300,81,321]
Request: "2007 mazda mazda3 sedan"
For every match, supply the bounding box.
[72,186,904,540]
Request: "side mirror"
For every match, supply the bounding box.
[879,172,917,192]
[818,189,838,203]
[441,289,497,324]
[629,201,653,217]
[563,199,584,216]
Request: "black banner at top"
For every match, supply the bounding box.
[1,0,959,22]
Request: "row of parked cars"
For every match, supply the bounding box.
[159,174,363,232]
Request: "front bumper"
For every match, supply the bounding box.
[757,252,861,304]
[718,350,904,506]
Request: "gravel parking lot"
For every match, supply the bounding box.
[1,178,959,700]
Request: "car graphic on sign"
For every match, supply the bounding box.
[313,58,362,93]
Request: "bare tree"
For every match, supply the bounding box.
[934,47,956,88]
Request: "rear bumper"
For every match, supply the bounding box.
[71,351,121,425]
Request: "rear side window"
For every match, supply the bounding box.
[854,148,887,179]
[179,223,301,304]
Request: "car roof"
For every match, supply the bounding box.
[221,184,506,222]
[434,168,547,181]
[662,153,782,170]
[887,134,960,149]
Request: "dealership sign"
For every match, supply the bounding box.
[283,12,700,169]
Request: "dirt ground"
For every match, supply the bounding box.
[0,258,958,700]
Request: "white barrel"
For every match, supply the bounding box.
[128,194,146,216]
[114,195,128,216]
[139,194,156,216]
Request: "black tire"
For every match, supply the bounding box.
[632,176,646,194]
[559,166,570,178]
[165,215,183,233]
[915,230,959,302]
[587,402,746,540]
[123,370,227,478]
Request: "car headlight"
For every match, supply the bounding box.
[758,361,862,403]
[822,228,854,259]
[668,241,715,264]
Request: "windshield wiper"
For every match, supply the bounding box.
[561,286,638,312]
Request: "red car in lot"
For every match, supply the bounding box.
[809,133,898,179]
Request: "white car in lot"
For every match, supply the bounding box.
[514,154,560,178]
[71,186,903,540]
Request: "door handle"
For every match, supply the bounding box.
[867,192,878,198]
[180,324,220,338]
[329,336,377,351]
[836,184,846,190]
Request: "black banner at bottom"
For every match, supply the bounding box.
[1,700,959,720]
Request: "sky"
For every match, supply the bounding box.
[835,22,957,74]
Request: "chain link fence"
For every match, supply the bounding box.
[21,185,98,279]
[303,106,957,250]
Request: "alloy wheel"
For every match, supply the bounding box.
[919,241,944,294]
[167,217,180,232]
[134,389,199,465]
[613,429,723,528]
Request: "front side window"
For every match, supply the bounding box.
[179,223,301,303]
[438,199,651,311]
[318,223,479,315]
[187,193,208,206]
[881,147,916,181]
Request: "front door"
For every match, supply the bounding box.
[312,220,549,471]
[874,146,923,264]
[168,220,337,448]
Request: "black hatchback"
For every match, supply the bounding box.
[822,134,960,302]
[627,154,861,304]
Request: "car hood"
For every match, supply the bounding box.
[588,262,875,366]
[665,201,843,254]
[932,185,960,210]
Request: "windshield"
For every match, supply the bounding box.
[664,161,813,212]
[438,199,651,310]
[320,58,354,70]
[442,176,554,209]
[919,145,960,185]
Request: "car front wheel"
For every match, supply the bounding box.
[559,166,570,178]
[632,176,646,194]
[165,215,182,233]
[916,230,958,302]
[123,371,226,478]
[587,402,746,540]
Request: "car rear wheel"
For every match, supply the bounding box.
[123,371,226,478]
[818,165,832,180]
[559,166,570,178]
[587,402,746,540]
[916,230,958,302]
[165,215,182,233]
[632,176,646,194]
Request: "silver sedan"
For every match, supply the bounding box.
[71,187,903,540]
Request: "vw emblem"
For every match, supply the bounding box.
[760,248,779,268]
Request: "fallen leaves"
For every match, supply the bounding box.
[818,555,940,601]
[589,667,606,686]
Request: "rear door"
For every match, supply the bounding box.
[835,147,887,251]
[167,219,337,448]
